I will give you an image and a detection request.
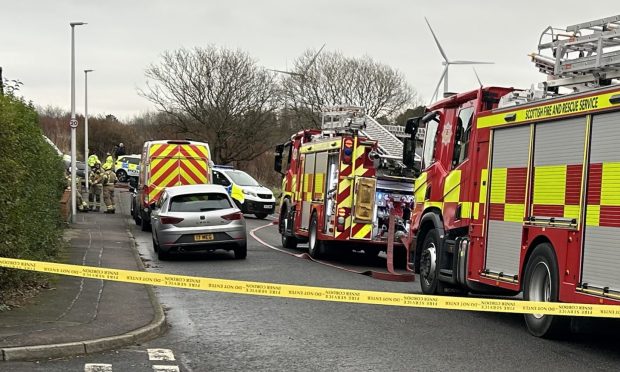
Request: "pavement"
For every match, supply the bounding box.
[0,188,166,361]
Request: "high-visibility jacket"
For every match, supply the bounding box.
[88,154,100,167]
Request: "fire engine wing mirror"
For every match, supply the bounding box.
[274,144,284,175]
[422,110,440,124]
[403,137,419,172]
[404,116,423,172]
[405,116,420,135]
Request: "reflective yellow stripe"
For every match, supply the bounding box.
[414,172,428,202]
[490,168,507,204]
[352,223,372,239]
[231,183,245,203]
[473,202,480,220]
[533,165,566,205]
[300,139,342,153]
[476,91,616,129]
[479,169,488,203]
[586,205,600,227]
[504,203,525,223]
[601,162,620,206]
[564,205,580,219]
[149,144,176,158]
[443,170,461,203]
[179,159,207,183]
[314,173,325,199]
[461,202,473,219]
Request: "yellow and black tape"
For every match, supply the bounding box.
[1,257,619,318]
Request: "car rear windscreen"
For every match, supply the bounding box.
[169,193,232,212]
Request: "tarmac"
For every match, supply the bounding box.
[0,188,166,361]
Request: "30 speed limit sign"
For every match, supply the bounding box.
[69,119,78,128]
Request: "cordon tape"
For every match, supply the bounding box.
[1,256,619,318]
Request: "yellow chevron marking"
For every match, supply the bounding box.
[352,223,372,239]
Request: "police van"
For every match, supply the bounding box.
[212,166,275,219]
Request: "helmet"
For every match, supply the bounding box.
[93,162,101,169]
[102,163,112,171]
[119,142,124,147]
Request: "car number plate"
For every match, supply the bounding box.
[264,205,273,209]
[194,233,214,241]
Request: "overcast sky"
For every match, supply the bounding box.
[1,1,618,120]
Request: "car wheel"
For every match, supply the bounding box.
[419,229,445,295]
[280,203,298,249]
[234,241,247,260]
[308,212,326,259]
[152,234,159,252]
[116,169,127,183]
[255,213,268,219]
[523,243,569,338]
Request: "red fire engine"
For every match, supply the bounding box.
[274,106,414,261]
[403,15,620,337]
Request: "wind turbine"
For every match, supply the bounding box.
[269,44,326,129]
[473,67,483,88]
[270,43,326,81]
[425,17,493,103]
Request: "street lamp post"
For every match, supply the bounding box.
[69,21,86,222]
[84,69,94,195]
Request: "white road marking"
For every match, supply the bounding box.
[84,364,113,372]
[249,223,373,274]
[153,366,180,372]
[148,348,176,361]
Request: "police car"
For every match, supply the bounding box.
[114,154,141,182]
[212,166,276,219]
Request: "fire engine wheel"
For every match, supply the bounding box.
[419,229,445,295]
[280,204,298,249]
[523,243,569,338]
[308,213,326,259]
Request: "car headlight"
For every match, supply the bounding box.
[242,189,257,197]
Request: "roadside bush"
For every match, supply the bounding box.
[0,94,66,295]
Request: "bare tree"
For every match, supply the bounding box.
[139,46,281,164]
[282,49,418,129]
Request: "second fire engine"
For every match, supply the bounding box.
[274,107,414,260]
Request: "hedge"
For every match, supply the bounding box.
[0,94,66,293]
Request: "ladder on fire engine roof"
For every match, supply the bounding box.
[320,105,410,163]
[530,14,620,90]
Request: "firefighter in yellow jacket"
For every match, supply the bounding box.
[89,162,103,212]
[102,162,118,214]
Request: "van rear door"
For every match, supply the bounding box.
[147,143,211,203]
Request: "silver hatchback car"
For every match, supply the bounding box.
[150,184,247,260]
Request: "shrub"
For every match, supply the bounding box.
[0,94,65,294]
